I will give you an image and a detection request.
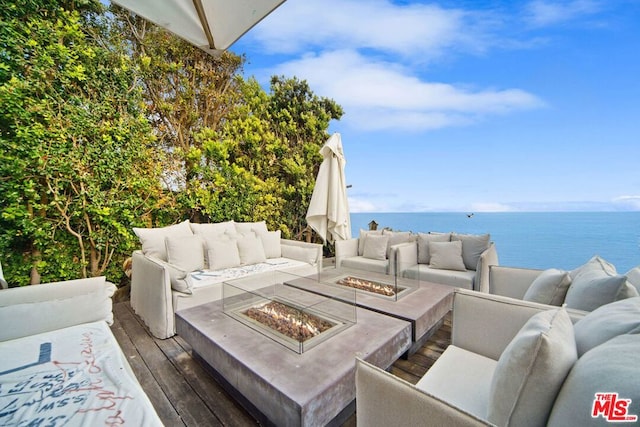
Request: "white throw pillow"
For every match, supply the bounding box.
[451,233,490,271]
[234,221,269,235]
[207,239,241,270]
[237,234,267,265]
[258,230,282,259]
[281,245,318,265]
[625,266,640,294]
[428,241,466,271]
[565,272,638,312]
[569,255,617,279]
[523,268,572,306]
[573,296,640,356]
[488,309,577,427]
[362,234,390,261]
[189,220,235,237]
[133,220,192,261]
[165,235,204,272]
[417,232,451,264]
[358,229,382,256]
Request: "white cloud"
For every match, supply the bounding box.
[348,197,381,213]
[251,0,491,58]
[613,195,640,210]
[525,0,602,27]
[270,50,543,131]
[469,202,516,212]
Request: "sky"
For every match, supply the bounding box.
[231,0,640,213]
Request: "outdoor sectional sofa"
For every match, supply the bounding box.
[0,276,163,426]
[131,220,323,339]
[356,288,640,426]
[395,232,498,292]
[489,255,640,312]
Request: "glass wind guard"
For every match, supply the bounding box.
[223,271,356,354]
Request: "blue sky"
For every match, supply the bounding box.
[231,0,640,213]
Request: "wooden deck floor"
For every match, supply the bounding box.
[111,301,451,426]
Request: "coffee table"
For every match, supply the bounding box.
[291,268,454,356]
[175,272,411,427]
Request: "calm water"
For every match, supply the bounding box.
[350,212,640,273]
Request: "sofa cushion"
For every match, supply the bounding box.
[133,220,193,261]
[237,234,267,265]
[565,270,638,312]
[383,230,414,258]
[548,334,640,426]
[451,233,490,271]
[429,241,466,272]
[258,230,282,259]
[625,266,640,294]
[341,256,388,275]
[234,220,269,235]
[569,255,617,279]
[488,308,577,427]
[358,229,383,256]
[416,345,497,420]
[207,238,241,270]
[363,234,390,261]
[417,232,451,264]
[522,268,572,306]
[573,296,640,357]
[189,220,235,237]
[281,245,318,265]
[403,265,475,289]
[165,235,204,272]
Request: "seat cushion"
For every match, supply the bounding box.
[416,345,497,420]
[548,334,640,426]
[403,264,475,289]
[573,296,640,356]
[488,308,577,427]
[341,256,389,275]
[522,268,572,306]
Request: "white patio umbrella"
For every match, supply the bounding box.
[111,0,286,55]
[306,133,352,243]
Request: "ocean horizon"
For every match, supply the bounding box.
[350,212,640,273]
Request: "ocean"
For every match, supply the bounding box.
[350,212,640,273]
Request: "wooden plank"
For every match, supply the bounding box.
[114,303,222,426]
[111,309,184,426]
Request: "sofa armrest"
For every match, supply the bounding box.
[131,250,175,339]
[0,276,115,341]
[356,358,491,427]
[281,239,323,273]
[451,289,585,361]
[473,242,498,293]
[489,265,543,299]
[334,238,358,268]
[395,241,418,276]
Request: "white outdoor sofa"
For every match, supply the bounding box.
[131,220,323,339]
[489,255,640,311]
[0,276,163,426]
[357,289,640,426]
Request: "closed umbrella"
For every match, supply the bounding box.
[111,0,286,55]
[306,133,351,243]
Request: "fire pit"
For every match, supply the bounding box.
[222,272,356,353]
[332,275,410,300]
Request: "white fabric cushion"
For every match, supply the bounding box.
[565,272,638,312]
[132,220,192,261]
[164,262,193,294]
[428,241,466,271]
[569,255,617,279]
[417,232,451,264]
[363,234,390,261]
[207,239,241,270]
[358,229,383,256]
[237,234,267,265]
[625,266,640,294]
[573,296,640,356]
[451,233,490,271]
[548,334,640,426]
[165,235,204,272]
[189,220,235,237]
[488,308,577,427]
[523,268,572,306]
[258,230,282,259]
[234,221,269,235]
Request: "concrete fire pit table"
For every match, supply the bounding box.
[175,273,411,427]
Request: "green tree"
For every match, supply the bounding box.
[0,0,165,285]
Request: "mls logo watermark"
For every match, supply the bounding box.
[592,393,638,422]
